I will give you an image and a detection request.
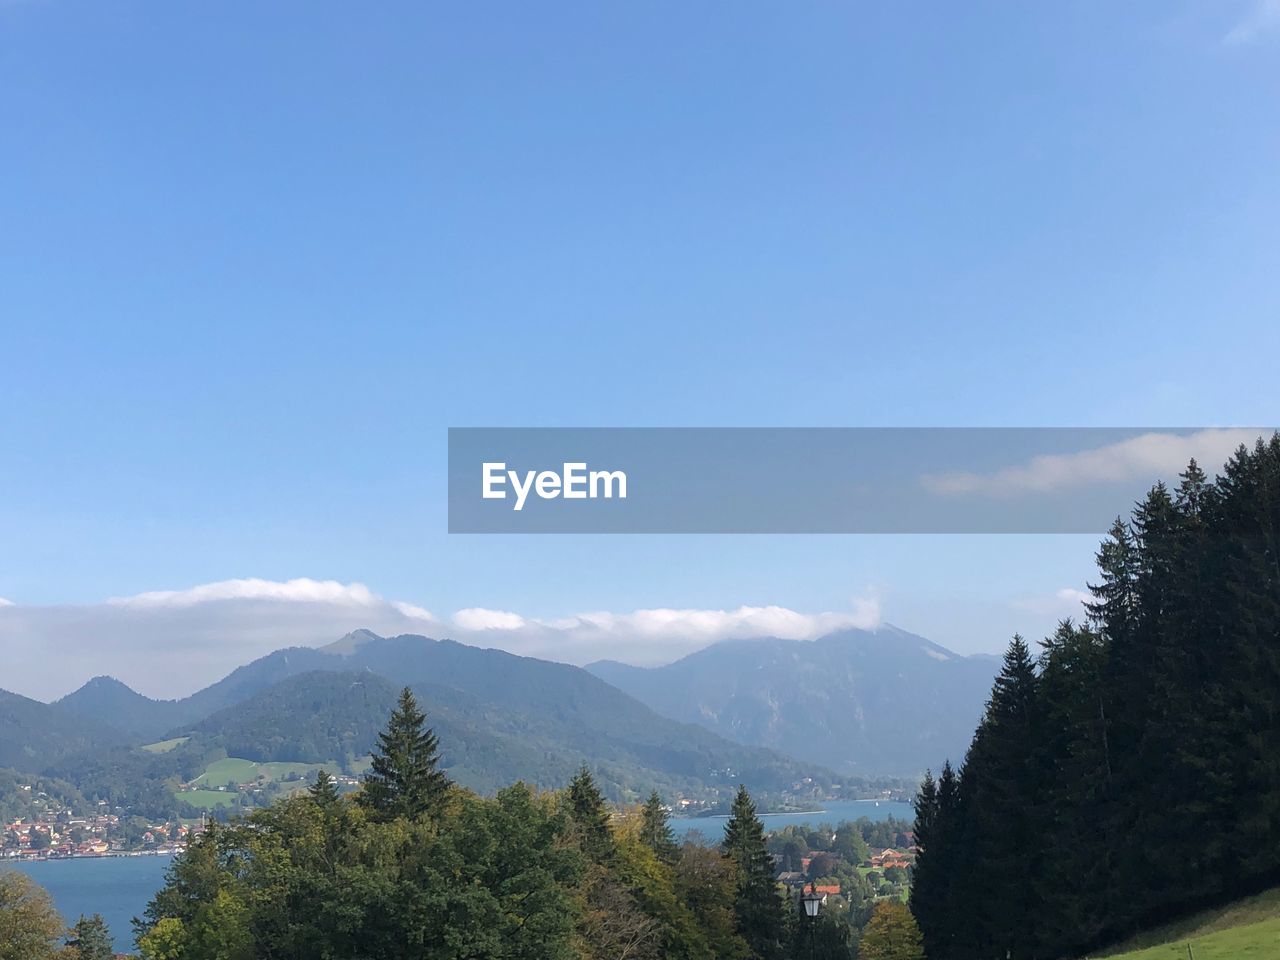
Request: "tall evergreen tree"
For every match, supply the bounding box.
[950,636,1042,960]
[910,768,956,959]
[1086,517,1139,642]
[66,914,114,960]
[1031,620,1114,955]
[566,765,615,863]
[722,785,786,960]
[640,790,678,864]
[359,687,450,821]
[309,769,340,808]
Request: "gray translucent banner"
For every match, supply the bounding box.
[447,427,1273,534]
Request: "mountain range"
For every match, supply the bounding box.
[3,625,997,815]
[587,626,999,776]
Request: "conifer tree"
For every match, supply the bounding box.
[309,768,340,808]
[66,914,114,960]
[639,790,678,864]
[566,765,615,863]
[951,636,1041,960]
[1031,620,1114,955]
[359,687,450,821]
[909,771,948,956]
[722,784,786,960]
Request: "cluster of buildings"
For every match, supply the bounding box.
[2,811,197,861]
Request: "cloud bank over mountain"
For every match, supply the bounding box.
[0,577,880,700]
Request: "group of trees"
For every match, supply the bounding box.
[0,870,113,960]
[122,687,909,959]
[767,817,914,904]
[912,438,1280,959]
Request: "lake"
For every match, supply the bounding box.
[670,798,915,840]
[3,800,915,951]
[4,856,173,953]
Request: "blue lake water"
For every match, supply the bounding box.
[670,798,915,841]
[2,800,914,952]
[4,856,173,953]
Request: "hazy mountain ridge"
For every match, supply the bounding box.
[587,625,999,776]
[11,632,856,806]
[8,625,998,813]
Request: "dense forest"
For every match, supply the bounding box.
[911,436,1280,959]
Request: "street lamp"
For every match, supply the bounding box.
[801,885,825,918]
[800,885,825,959]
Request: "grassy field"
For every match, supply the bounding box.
[257,761,329,780]
[140,736,190,754]
[177,758,338,808]
[192,757,260,786]
[179,789,239,809]
[1088,888,1280,960]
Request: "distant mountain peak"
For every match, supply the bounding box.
[586,625,998,777]
[85,674,130,687]
[321,628,386,655]
[59,675,145,701]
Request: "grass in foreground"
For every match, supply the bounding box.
[1090,888,1280,959]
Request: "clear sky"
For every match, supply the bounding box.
[2,2,1279,696]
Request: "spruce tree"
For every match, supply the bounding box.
[66,914,114,960]
[639,790,678,864]
[953,636,1042,960]
[566,765,615,863]
[723,784,786,960]
[909,770,946,956]
[1032,620,1114,955]
[309,768,340,807]
[359,687,450,821]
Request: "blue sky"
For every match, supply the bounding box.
[2,2,1279,693]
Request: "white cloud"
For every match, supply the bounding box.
[541,601,879,644]
[453,608,527,631]
[444,594,883,666]
[0,578,883,700]
[109,577,382,609]
[391,601,436,621]
[922,429,1261,497]
[0,597,13,607]
[1226,0,1280,43]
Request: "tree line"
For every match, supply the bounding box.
[107,687,917,959]
[911,436,1280,959]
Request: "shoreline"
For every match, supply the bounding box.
[3,850,181,864]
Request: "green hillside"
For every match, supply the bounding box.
[1089,889,1280,960]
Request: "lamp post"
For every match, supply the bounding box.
[801,885,824,919]
[800,884,824,959]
